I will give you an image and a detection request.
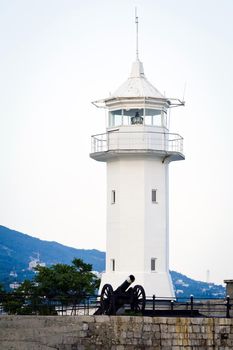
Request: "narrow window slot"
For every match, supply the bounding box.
[111,190,116,204]
[151,258,157,271]
[111,259,115,271]
[152,189,157,203]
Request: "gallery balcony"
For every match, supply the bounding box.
[90,131,184,162]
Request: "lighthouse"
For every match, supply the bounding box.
[90,20,184,298]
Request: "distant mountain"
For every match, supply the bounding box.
[171,270,225,299]
[0,225,105,290]
[0,226,225,298]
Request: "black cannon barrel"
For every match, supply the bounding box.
[115,275,135,294]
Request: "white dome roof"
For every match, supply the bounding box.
[112,60,165,99]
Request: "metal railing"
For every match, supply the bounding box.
[0,293,231,318]
[0,293,100,316]
[91,131,184,154]
[146,295,232,318]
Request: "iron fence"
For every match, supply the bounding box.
[0,293,232,318]
[145,295,232,318]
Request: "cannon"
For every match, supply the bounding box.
[100,275,146,315]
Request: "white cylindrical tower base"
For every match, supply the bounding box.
[99,154,175,299]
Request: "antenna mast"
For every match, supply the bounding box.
[135,8,139,60]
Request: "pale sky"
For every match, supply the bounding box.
[0,0,233,285]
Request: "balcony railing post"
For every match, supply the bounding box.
[94,137,96,152]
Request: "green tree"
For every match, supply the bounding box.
[2,258,100,315]
[0,283,5,293]
[34,258,100,299]
[17,279,36,294]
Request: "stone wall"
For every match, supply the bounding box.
[0,315,233,349]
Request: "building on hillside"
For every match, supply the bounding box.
[28,253,46,271]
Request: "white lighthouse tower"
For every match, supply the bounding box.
[90,20,184,298]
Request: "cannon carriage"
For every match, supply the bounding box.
[99,275,146,315]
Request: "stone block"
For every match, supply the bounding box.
[75,316,93,323]
[160,324,168,333]
[132,316,144,323]
[172,339,183,346]
[125,338,135,345]
[207,339,214,346]
[133,332,142,339]
[182,338,191,347]
[116,346,124,350]
[126,331,134,338]
[175,325,182,332]
[161,332,172,339]
[162,346,177,350]
[179,318,191,325]
[200,325,207,333]
[152,340,161,347]
[161,339,172,346]
[219,318,231,326]
[151,324,160,332]
[142,331,150,340]
[82,323,89,331]
[153,332,161,340]
[171,333,180,340]
[192,325,201,333]
[219,325,231,333]
[143,316,153,323]
[152,317,167,324]
[144,339,153,346]
[226,339,233,346]
[95,316,110,323]
[167,325,176,332]
[113,316,131,323]
[143,324,151,332]
[167,318,176,325]
[121,331,127,339]
[187,325,192,333]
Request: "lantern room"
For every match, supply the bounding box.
[108,107,168,128]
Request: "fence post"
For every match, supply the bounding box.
[190,295,194,316]
[74,299,77,316]
[152,295,155,314]
[87,296,90,315]
[84,299,86,315]
[226,295,230,318]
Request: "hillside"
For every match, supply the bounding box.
[0,226,225,298]
[170,270,225,299]
[0,225,105,289]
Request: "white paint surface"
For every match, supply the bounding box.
[92,61,184,297]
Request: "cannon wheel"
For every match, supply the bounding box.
[100,284,115,315]
[131,285,146,313]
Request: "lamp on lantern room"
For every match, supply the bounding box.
[131,111,143,125]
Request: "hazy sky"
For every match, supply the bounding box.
[1,0,233,285]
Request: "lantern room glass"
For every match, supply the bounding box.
[108,108,168,128]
